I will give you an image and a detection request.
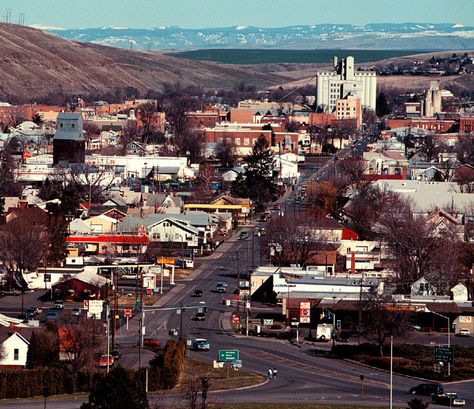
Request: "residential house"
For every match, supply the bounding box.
[411,277,437,296]
[184,195,252,225]
[221,167,246,183]
[426,209,464,241]
[0,330,30,368]
[120,211,215,249]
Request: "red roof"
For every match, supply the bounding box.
[341,228,359,240]
[66,235,149,244]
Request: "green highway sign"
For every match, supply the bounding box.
[218,349,239,361]
[434,346,453,364]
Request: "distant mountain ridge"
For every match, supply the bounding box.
[41,23,474,51]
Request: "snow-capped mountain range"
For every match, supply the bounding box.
[40,23,474,50]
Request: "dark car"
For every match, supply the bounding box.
[194,312,206,321]
[409,383,444,396]
[336,331,352,343]
[192,289,203,297]
[25,307,41,319]
[53,300,64,310]
[432,393,465,406]
[110,350,122,360]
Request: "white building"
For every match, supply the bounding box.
[316,56,377,113]
[0,331,30,368]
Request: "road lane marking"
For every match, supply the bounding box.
[240,348,389,388]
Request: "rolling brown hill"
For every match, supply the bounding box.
[0,23,287,101]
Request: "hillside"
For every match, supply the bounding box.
[0,23,287,101]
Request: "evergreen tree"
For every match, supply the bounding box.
[376,92,391,118]
[81,367,148,409]
[26,330,60,369]
[231,134,277,211]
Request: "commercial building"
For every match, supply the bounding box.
[316,56,377,113]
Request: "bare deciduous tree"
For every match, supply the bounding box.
[361,292,411,357]
[262,213,329,267]
[57,312,105,372]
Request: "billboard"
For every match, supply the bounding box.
[299,301,311,324]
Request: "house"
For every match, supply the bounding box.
[274,156,299,180]
[426,209,464,241]
[120,211,215,249]
[51,269,109,301]
[221,167,246,183]
[0,330,30,368]
[83,214,119,234]
[184,195,252,225]
[411,277,437,296]
[451,283,469,302]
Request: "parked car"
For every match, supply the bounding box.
[193,338,210,351]
[143,338,161,348]
[238,231,248,240]
[53,300,64,310]
[98,354,114,368]
[194,312,206,321]
[72,308,83,317]
[336,331,352,343]
[458,329,470,337]
[46,311,58,322]
[409,383,444,396]
[25,307,41,319]
[432,393,465,406]
[192,289,203,297]
[110,350,121,360]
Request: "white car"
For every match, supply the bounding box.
[458,329,470,337]
[193,338,210,351]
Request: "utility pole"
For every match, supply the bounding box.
[106,303,111,373]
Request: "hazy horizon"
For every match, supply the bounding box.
[1,0,473,29]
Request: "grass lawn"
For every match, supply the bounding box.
[332,343,474,381]
[177,359,266,392]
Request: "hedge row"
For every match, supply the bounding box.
[0,368,103,399]
[0,339,188,399]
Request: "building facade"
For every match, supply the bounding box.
[53,112,85,165]
[316,56,377,113]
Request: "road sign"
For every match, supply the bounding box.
[43,273,51,282]
[123,309,132,318]
[263,319,274,326]
[156,257,175,265]
[434,346,453,364]
[232,314,240,324]
[88,300,103,316]
[218,350,239,361]
[83,300,89,310]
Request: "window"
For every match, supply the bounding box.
[244,138,250,146]
[72,123,75,128]
[152,233,160,240]
[13,349,19,361]
[235,138,241,145]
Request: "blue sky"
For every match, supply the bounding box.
[2,0,473,28]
